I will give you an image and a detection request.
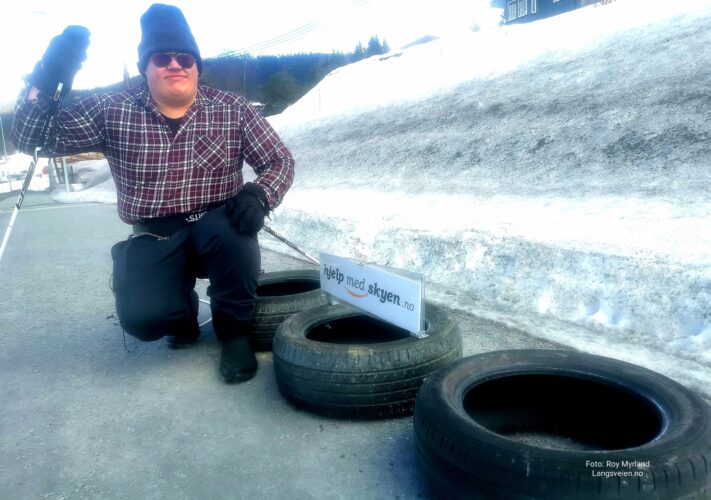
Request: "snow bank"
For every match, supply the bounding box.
[271,0,711,128]
[262,0,711,390]
[50,159,116,204]
[0,153,48,192]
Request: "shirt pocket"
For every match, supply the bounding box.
[192,134,227,172]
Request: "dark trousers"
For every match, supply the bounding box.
[110,206,260,342]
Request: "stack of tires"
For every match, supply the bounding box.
[252,270,463,419]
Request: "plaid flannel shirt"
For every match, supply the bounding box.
[13,84,294,224]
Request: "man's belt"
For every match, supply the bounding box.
[132,210,209,238]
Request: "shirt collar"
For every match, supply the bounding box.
[135,84,211,116]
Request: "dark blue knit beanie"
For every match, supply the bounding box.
[137,3,202,75]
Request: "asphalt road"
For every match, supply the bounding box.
[0,193,563,500]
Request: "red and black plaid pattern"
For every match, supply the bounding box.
[13,85,294,224]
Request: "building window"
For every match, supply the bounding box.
[531,0,537,13]
[507,0,517,21]
[518,0,528,16]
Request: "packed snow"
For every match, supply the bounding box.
[0,154,49,193]
[10,0,710,395]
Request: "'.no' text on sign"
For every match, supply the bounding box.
[319,253,425,334]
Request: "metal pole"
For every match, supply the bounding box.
[262,225,319,266]
[0,80,65,263]
[61,157,70,191]
[47,158,55,190]
[0,143,43,261]
[0,115,7,161]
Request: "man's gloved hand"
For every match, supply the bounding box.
[225,183,270,235]
[28,26,91,98]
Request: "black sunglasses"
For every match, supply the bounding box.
[150,52,196,69]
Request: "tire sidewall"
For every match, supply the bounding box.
[274,302,453,362]
[273,302,462,418]
[255,270,323,308]
[415,350,711,498]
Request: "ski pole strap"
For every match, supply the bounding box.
[33,69,66,157]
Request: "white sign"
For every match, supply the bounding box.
[319,253,425,335]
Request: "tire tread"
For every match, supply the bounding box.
[249,270,327,351]
[273,302,462,418]
[412,349,711,499]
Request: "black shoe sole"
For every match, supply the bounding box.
[167,337,199,349]
[221,369,257,384]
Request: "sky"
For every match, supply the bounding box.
[0,0,502,105]
[5,0,709,397]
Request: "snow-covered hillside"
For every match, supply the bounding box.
[31,0,711,394]
[264,0,711,392]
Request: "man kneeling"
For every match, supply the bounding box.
[12,4,295,383]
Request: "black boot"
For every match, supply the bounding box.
[213,311,257,383]
[166,322,200,349]
[167,291,201,349]
[220,335,258,383]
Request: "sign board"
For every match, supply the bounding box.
[319,253,425,336]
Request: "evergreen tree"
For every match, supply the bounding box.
[352,41,366,62]
[263,71,303,115]
[366,36,383,57]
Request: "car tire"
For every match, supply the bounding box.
[251,270,328,351]
[413,349,711,500]
[273,302,463,419]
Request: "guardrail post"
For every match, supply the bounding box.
[61,157,70,191]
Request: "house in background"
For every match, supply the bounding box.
[491,0,601,25]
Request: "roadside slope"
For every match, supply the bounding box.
[262,2,711,388]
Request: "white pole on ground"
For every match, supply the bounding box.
[0,144,41,262]
[0,209,20,260]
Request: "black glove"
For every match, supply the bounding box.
[224,183,270,235]
[28,25,91,98]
